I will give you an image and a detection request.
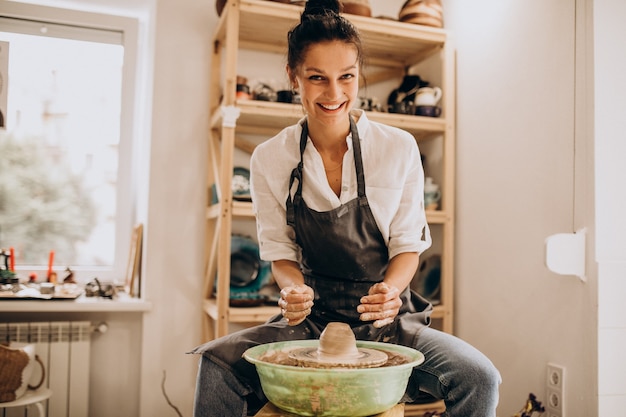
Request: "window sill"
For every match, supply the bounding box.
[0,293,152,313]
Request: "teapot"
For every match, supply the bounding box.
[387,74,429,114]
[415,87,442,107]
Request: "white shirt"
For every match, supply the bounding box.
[250,110,431,263]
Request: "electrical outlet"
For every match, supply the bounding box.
[546,363,566,417]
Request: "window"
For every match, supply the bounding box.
[0,3,141,283]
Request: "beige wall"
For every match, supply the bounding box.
[139,0,210,416]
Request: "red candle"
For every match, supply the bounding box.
[47,250,55,281]
[9,247,15,271]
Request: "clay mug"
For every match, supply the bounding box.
[415,87,442,106]
[424,177,441,209]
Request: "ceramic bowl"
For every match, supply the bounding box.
[243,340,424,417]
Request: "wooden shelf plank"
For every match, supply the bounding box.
[204,298,280,323]
[209,200,449,224]
[210,100,446,140]
[206,200,256,220]
[236,0,446,68]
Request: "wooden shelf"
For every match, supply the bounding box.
[211,100,446,141]
[218,0,446,68]
[205,0,456,341]
[204,298,280,323]
[206,200,254,219]
[208,200,448,223]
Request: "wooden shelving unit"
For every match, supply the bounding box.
[203,0,456,359]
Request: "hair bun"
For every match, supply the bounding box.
[302,0,343,19]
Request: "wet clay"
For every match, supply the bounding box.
[259,322,411,369]
[259,347,412,369]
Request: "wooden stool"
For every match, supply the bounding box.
[404,400,446,416]
[255,402,405,417]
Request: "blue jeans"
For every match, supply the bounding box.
[192,326,501,417]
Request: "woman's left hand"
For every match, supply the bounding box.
[357,282,402,328]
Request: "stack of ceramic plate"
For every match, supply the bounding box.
[399,0,444,28]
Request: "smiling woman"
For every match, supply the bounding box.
[0,5,141,283]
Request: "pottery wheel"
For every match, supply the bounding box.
[288,346,388,368]
[288,322,388,369]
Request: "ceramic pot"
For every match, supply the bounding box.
[399,0,444,28]
[415,86,442,106]
[341,0,372,17]
[423,177,441,209]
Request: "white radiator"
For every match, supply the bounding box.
[0,321,91,417]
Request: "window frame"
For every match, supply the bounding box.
[0,0,143,283]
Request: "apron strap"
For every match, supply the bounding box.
[349,116,367,201]
[286,116,367,225]
[286,121,308,227]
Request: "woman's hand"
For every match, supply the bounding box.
[278,284,314,326]
[357,282,402,328]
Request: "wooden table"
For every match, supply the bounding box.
[255,402,405,417]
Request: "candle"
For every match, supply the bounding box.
[47,250,55,281]
[9,247,15,272]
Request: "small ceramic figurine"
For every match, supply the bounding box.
[63,267,76,283]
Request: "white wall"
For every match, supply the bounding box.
[594,0,626,415]
[444,0,598,414]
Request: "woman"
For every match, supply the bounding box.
[191,1,501,416]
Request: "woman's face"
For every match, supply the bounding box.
[290,40,360,129]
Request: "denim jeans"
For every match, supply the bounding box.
[192,326,501,417]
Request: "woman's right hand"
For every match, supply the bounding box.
[278,284,314,326]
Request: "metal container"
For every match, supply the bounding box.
[243,340,424,416]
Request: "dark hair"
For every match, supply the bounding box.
[287,0,364,74]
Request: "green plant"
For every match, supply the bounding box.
[0,135,96,265]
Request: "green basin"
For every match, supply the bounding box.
[243,340,424,416]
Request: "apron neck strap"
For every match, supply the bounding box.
[286,116,366,226]
[349,116,366,199]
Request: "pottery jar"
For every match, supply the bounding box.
[424,177,441,209]
[415,86,442,106]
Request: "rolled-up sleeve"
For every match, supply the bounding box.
[249,129,301,263]
[387,141,431,258]
[362,124,431,259]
